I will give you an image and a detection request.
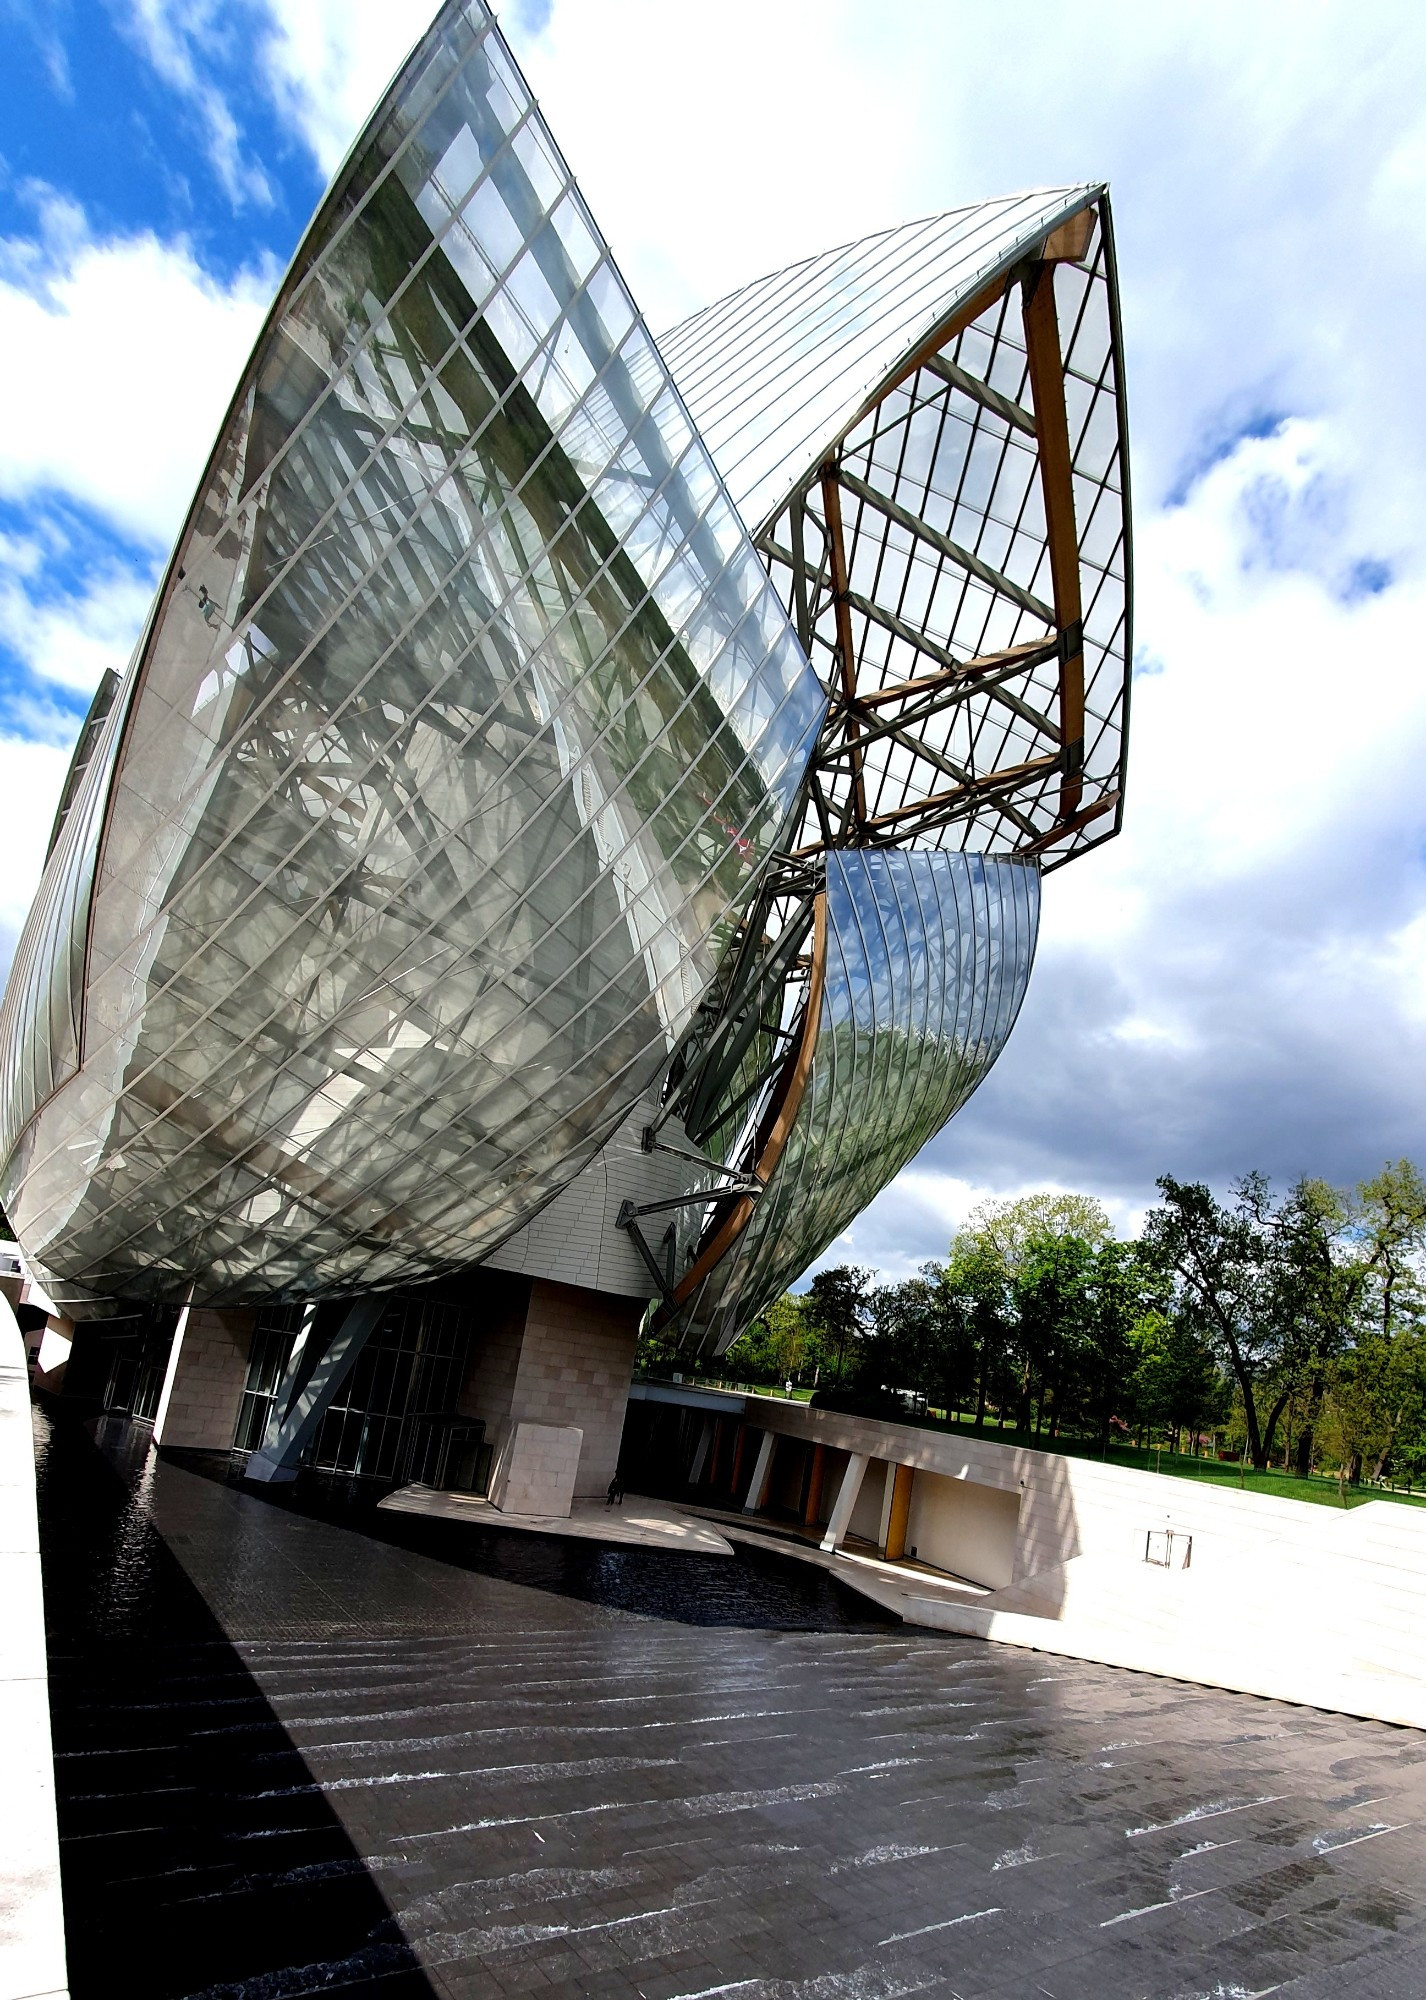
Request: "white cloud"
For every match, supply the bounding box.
[0,559,157,697]
[0,202,274,546]
[117,0,276,208]
[258,1,434,177]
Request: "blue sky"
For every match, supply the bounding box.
[1,0,1425,1274]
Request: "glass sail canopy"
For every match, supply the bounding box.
[629,190,1132,1350]
[661,187,1131,871]
[0,9,1133,1345]
[0,0,824,1311]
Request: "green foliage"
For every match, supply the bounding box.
[802,1265,872,1387]
[654,1160,1426,1491]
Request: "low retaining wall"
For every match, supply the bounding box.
[0,1294,68,2000]
[737,1394,1426,1727]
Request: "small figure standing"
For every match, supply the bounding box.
[606,1474,625,1507]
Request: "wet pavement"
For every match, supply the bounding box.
[34,1403,1426,2000]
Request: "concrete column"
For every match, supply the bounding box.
[689,1416,715,1485]
[877,1459,896,1549]
[152,1305,256,1449]
[708,1418,728,1490]
[820,1452,869,1553]
[884,1462,915,1561]
[743,1431,775,1514]
[456,1277,640,1501]
[31,1316,74,1396]
[803,1443,827,1527]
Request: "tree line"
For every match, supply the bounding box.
[677,1163,1426,1486]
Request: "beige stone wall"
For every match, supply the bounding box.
[488,1420,583,1517]
[152,1306,255,1450]
[456,1277,639,1501]
[455,1277,530,1423]
[518,1282,639,1498]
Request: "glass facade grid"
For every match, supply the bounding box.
[659,192,1099,538]
[89,260,813,996]
[668,194,1130,871]
[0,0,823,1310]
[28,549,813,1268]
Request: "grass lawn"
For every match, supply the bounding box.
[922,1412,1426,1509]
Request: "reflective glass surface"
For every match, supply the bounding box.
[0,0,822,1310]
[670,851,1040,1356]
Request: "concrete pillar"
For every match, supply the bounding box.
[820,1452,869,1553]
[803,1443,827,1528]
[152,1305,256,1449]
[877,1459,896,1548]
[708,1418,728,1490]
[689,1416,715,1485]
[743,1431,775,1514]
[456,1277,640,1501]
[884,1462,915,1561]
[31,1316,74,1395]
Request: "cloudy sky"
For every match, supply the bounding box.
[1,0,1424,1278]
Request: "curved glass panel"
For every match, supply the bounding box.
[0,0,822,1310]
[671,850,1040,1356]
[659,187,1097,537]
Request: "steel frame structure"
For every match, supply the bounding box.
[622,190,1132,1352]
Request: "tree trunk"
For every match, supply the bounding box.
[1260,1386,1292,1469]
[1294,1374,1324,1477]
[1232,1362,1266,1469]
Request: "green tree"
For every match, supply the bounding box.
[1127,1309,1226,1450]
[955,1192,1111,1431]
[803,1265,872,1387]
[942,1233,1014,1427]
[1141,1175,1282,1468]
[862,1263,979,1412]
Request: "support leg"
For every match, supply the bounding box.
[819,1452,869,1553]
[742,1431,775,1514]
[245,1296,385,1483]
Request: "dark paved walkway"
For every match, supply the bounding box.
[35,1405,1426,2000]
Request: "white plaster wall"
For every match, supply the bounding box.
[737,1392,1426,1724]
[905,1470,1020,1588]
[847,1458,887,1544]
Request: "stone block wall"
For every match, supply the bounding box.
[487,1420,582,1517]
[153,1306,255,1450]
[454,1276,640,1501]
[517,1282,640,1499]
[455,1274,530,1424]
